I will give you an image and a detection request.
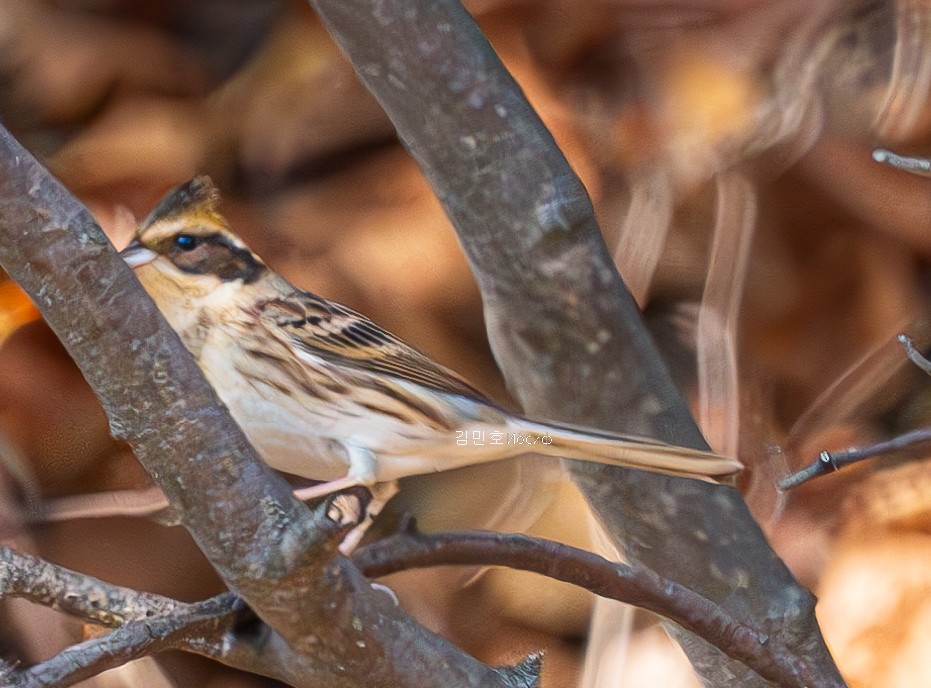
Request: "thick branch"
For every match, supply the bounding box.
[0,127,321,635]
[308,1,844,686]
[0,131,527,687]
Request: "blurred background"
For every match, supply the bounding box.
[0,0,929,686]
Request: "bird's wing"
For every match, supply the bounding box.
[257,291,490,400]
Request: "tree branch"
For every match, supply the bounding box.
[1,545,186,627]
[307,1,844,685]
[778,427,931,489]
[353,524,808,686]
[0,129,531,687]
[1,514,807,688]
[1,544,280,687]
[779,332,931,489]
[7,593,243,688]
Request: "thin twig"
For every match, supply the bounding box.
[778,427,931,489]
[8,594,242,688]
[779,333,931,489]
[0,545,314,687]
[872,148,931,177]
[900,334,931,375]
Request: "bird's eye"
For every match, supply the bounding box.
[173,234,198,251]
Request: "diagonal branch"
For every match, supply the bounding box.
[7,593,243,688]
[1,545,273,687]
[0,545,185,627]
[307,1,845,686]
[0,130,530,687]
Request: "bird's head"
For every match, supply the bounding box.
[122,177,269,319]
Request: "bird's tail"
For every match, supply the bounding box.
[507,418,741,479]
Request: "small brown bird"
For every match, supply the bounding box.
[121,177,740,514]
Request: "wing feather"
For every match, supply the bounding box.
[257,292,489,400]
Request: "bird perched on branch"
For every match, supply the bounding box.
[121,177,740,525]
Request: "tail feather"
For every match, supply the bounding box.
[508,418,741,479]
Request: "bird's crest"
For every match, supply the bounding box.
[140,176,224,231]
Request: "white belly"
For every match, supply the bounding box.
[192,326,519,484]
[194,334,353,480]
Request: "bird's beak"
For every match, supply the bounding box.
[120,240,157,268]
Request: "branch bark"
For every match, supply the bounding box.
[307,1,845,685]
[354,525,804,686]
[8,594,243,688]
[0,130,531,687]
[0,515,805,688]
